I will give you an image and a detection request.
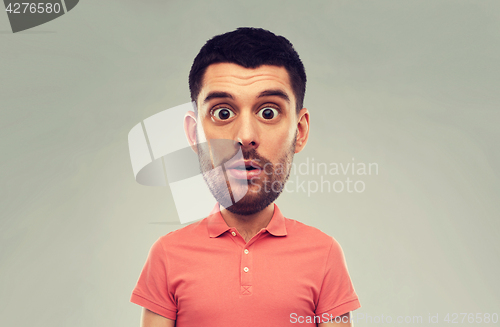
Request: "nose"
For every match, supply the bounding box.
[235,114,259,150]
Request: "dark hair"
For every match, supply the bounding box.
[189,27,306,114]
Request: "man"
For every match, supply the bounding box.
[131,27,360,326]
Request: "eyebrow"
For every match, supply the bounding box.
[203,91,234,104]
[258,89,290,103]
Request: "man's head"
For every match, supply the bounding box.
[189,27,307,114]
[184,28,310,216]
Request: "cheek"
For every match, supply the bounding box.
[263,130,294,158]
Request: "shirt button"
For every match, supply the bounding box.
[243,267,249,273]
[244,249,249,254]
[231,231,236,236]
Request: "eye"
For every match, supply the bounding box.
[211,107,235,121]
[257,107,279,120]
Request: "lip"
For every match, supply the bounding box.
[225,159,262,180]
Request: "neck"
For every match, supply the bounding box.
[219,203,275,242]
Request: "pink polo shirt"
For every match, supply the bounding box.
[130,203,360,326]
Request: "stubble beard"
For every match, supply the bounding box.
[196,131,297,216]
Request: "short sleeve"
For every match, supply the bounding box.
[315,237,361,317]
[130,237,177,320]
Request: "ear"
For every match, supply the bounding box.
[184,110,198,154]
[294,108,310,153]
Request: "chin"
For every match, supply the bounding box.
[224,201,268,216]
[226,190,280,216]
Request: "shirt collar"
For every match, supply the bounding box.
[207,202,287,238]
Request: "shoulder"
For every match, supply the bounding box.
[154,218,208,248]
[281,217,347,269]
[282,217,352,271]
[283,217,338,249]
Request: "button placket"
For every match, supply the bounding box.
[240,244,253,295]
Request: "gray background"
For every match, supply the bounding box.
[1,0,499,326]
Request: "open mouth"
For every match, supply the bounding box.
[234,165,258,171]
[225,160,262,179]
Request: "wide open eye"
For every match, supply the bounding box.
[257,107,279,120]
[212,107,235,121]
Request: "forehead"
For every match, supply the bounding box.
[199,63,294,103]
